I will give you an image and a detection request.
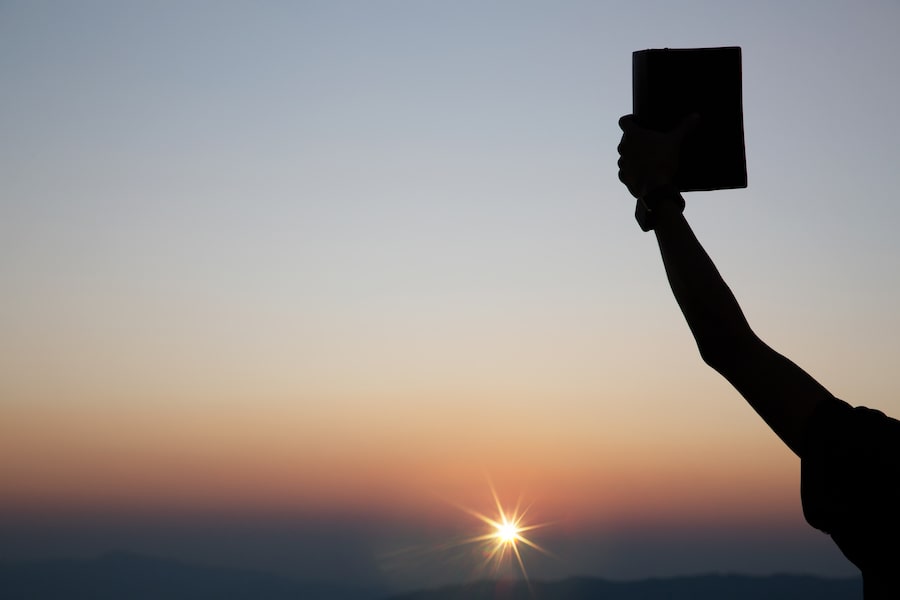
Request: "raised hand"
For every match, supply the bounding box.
[617,113,699,199]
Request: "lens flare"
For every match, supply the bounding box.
[496,519,520,544]
[454,480,552,581]
[376,479,554,585]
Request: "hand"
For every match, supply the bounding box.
[617,113,699,199]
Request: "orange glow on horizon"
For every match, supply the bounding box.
[2,393,800,529]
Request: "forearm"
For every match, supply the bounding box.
[650,197,756,366]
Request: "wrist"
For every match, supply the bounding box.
[635,184,685,232]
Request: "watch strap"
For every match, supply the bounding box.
[635,184,685,231]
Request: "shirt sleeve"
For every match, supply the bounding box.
[800,396,900,573]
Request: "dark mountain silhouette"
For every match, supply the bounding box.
[0,550,382,600]
[0,551,861,600]
[385,574,862,600]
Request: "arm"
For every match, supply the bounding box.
[652,199,830,456]
[618,115,832,457]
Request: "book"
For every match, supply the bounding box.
[632,46,747,191]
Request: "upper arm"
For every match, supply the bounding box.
[708,333,834,457]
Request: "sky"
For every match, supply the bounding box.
[2,0,900,593]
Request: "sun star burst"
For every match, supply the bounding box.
[454,481,551,581]
[496,519,520,544]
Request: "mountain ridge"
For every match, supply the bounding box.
[384,572,862,600]
[0,551,862,600]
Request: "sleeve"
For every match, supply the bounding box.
[800,396,900,573]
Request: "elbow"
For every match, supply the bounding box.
[695,328,760,376]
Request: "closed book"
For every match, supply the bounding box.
[632,46,747,191]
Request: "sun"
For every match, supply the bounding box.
[495,518,520,544]
[451,480,552,581]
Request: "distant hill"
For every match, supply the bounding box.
[385,574,862,600]
[0,551,862,600]
[0,551,382,600]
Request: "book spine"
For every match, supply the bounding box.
[631,51,652,129]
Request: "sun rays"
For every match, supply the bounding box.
[453,480,552,581]
[376,478,554,585]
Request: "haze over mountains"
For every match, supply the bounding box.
[0,552,861,600]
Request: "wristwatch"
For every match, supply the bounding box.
[635,184,685,232]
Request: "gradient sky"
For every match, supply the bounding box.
[2,0,900,592]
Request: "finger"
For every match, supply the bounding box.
[617,130,630,154]
[618,168,637,194]
[618,114,636,132]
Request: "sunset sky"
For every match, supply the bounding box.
[3,0,900,593]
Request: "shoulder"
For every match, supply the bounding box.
[801,396,900,530]
[804,397,900,461]
[800,397,900,573]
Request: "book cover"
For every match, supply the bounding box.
[632,46,747,191]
